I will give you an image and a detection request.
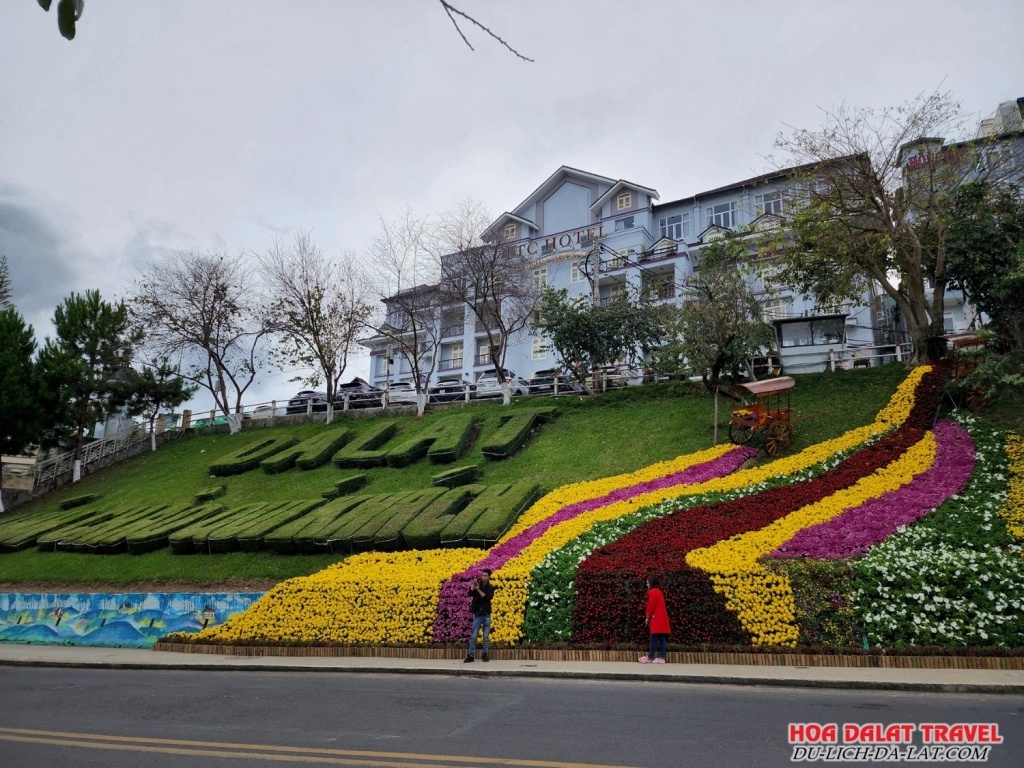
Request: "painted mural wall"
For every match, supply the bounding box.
[0,592,264,648]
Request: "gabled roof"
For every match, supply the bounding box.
[591,179,660,214]
[482,212,539,242]
[696,223,731,243]
[512,166,618,217]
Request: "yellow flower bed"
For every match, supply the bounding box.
[1001,432,1024,540]
[198,549,482,645]
[687,431,938,646]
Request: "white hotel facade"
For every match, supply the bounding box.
[365,163,892,389]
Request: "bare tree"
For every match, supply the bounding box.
[768,90,1024,362]
[365,209,442,416]
[257,233,373,423]
[433,198,541,405]
[128,251,272,419]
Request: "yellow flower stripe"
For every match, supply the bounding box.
[687,431,938,646]
[1001,432,1024,540]
[498,444,738,542]
[198,549,482,644]
[488,367,933,644]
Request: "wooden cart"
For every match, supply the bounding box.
[941,332,987,411]
[728,376,796,457]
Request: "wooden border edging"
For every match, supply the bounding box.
[151,644,1024,670]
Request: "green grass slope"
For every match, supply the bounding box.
[0,367,911,588]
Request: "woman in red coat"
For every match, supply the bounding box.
[638,574,670,664]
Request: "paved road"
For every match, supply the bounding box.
[1,667,1022,768]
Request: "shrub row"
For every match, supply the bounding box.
[42,503,174,554]
[265,494,372,554]
[431,465,478,488]
[426,414,476,464]
[170,500,323,554]
[195,485,226,503]
[209,435,299,476]
[480,407,558,460]
[0,506,107,552]
[322,474,368,499]
[59,493,100,510]
[260,427,354,473]
[333,422,400,468]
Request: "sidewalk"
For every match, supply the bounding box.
[3,644,1024,694]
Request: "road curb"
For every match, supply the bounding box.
[3,657,1024,694]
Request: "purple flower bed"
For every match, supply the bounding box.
[431,445,757,642]
[769,420,975,560]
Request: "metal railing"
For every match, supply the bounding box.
[34,423,159,485]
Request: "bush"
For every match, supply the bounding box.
[195,485,226,502]
[261,426,355,473]
[480,408,558,460]
[426,414,476,464]
[431,465,479,488]
[59,493,99,510]
[209,435,299,476]
[267,494,371,554]
[402,486,480,549]
[333,422,400,468]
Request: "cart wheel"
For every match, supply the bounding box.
[764,422,793,457]
[965,387,988,412]
[728,421,755,445]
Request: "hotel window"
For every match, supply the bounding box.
[659,213,690,241]
[705,202,736,229]
[533,267,548,290]
[755,190,786,216]
[531,337,548,361]
[614,216,635,232]
[616,191,632,211]
[571,260,586,283]
[503,222,517,240]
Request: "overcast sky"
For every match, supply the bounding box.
[2,0,1022,410]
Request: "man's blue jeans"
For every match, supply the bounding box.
[468,615,491,656]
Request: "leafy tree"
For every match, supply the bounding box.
[532,286,664,392]
[679,234,776,394]
[121,359,197,451]
[0,308,43,455]
[945,181,1024,351]
[0,255,12,309]
[129,251,272,418]
[434,199,542,405]
[768,90,1023,362]
[258,233,373,422]
[36,290,140,480]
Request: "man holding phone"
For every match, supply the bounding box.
[464,568,495,663]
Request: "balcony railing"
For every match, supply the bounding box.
[438,357,463,371]
[474,353,495,366]
[441,324,464,338]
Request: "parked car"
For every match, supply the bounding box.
[593,364,645,389]
[527,368,582,395]
[428,379,475,403]
[335,378,383,409]
[385,382,419,406]
[285,390,329,414]
[475,369,530,398]
[250,404,287,419]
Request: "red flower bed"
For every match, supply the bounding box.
[572,367,947,645]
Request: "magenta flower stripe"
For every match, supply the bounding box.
[769,420,975,560]
[431,444,756,642]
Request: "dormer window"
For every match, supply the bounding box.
[503,222,517,240]
[616,191,632,211]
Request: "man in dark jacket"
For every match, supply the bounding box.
[465,569,494,662]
